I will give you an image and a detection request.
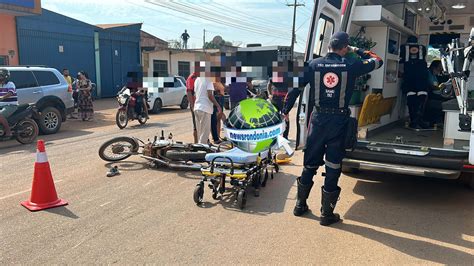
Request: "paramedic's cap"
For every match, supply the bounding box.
[330,32,350,48]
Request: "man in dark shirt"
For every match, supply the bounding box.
[181,30,190,50]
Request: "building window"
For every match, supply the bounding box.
[153,60,168,77]
[178,61,190,78]
[0,56,8,66]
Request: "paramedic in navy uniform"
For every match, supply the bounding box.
[283,32,383,226]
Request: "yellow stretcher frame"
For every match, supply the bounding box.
[358,94,397,127]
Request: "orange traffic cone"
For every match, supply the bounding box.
[21,140,68,211]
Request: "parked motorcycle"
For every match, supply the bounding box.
[115,86,149,129]
[0,104,40,144]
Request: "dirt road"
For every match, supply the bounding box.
[1,99,472,264]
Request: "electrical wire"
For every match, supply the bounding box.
[144,0,292,40]
[167,0,292,36]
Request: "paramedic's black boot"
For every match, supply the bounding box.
[320,186,341,226]
[293,178,313,216]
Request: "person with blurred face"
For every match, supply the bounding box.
[0,69,17,137]
[77,71,94,121]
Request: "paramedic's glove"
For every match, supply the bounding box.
[348,46,359,53]
[283,113,289,122]
[438,83,446,90]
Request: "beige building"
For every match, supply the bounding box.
[143,49,212,78]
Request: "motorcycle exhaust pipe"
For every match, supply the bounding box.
[140,155,202,171]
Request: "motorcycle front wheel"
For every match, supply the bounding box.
[116,109,128,129]
[98,137,139,162]
[15,118,39,144]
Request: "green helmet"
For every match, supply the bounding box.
[225,98,282,153]
[0,69,10,80]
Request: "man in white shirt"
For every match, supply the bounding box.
[192,76,223,144]
[0,69,18,137]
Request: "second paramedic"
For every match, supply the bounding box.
[400,36,429,129]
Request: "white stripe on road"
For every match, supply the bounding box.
[0,180,63,200]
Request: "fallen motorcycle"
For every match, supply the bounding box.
[98,131,232,171]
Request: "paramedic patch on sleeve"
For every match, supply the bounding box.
[323,72,339,89]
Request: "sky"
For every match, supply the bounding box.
[41,0,314,52]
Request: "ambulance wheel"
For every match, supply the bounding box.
[459,172,474,190]
[193,183,204,204]
[237,190,247,209]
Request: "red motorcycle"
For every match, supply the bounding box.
[115,86,149,129]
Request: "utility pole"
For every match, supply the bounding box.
[203,29,206,52]
[287,0,304,60]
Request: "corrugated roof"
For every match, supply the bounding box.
[96,23,142,29]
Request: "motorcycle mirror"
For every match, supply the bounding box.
[160,130,164,140]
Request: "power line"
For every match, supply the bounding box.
[144,0,292,41]
[167,0,291,36]
[206,1,291,29]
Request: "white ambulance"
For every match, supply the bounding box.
[297,0,473,187]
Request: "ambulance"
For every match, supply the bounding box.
[298,0,474,187]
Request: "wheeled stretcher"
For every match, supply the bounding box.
[193,147,279,209]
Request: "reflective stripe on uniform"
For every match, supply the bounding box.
[325,160,341,169]
[36,152,48,163]
[405,45,410,62]
[339,71,347,108]
[314,72,321,107]
[407,91,428,96]
[418,45,423,60]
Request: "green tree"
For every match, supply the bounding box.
[168,39,183,49]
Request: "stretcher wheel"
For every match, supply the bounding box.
[262,169,269,187]
[254,188,260,197]
[212,190,219,200]
[237,190,247,209]
[193,183,204,204]
[274,163,280,173]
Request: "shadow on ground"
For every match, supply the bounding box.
[45,206,80,219]
[338,171,474,264]
[194,171,296,216]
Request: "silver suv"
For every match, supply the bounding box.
[5,67,74,134]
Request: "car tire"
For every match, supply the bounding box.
[38,106,62,135]
[152,98,162,114]
[180,96,189,109]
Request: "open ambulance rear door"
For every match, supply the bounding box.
[296,0,356,149]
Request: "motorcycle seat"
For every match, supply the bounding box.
[12,104,30,114]
[205,147,269,164]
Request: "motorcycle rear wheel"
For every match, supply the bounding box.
[116,109,128,129]
[15,118,39,144]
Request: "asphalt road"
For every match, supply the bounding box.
[1,99,473,264]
